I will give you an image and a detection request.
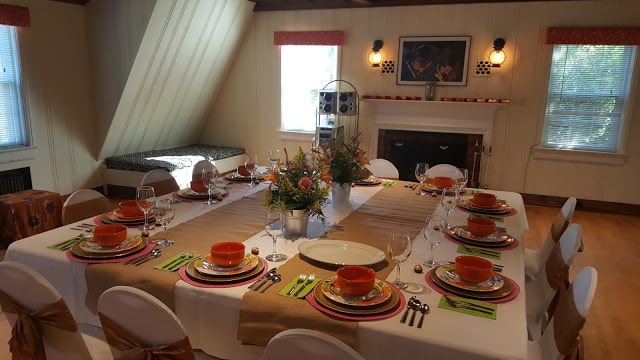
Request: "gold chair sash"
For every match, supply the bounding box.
[0,290,77,360]
[553,286,586,358]
[545,243,570,291]
[98,312,195,360]
[550,213,569,243]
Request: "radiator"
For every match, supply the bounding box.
[0,167,32,195]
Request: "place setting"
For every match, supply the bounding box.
[353,175,383,186]
[457,192,515,216]
[65,224,154,263]
[179,241,268,288]
[99,199,156,227]
[445,215,519,252]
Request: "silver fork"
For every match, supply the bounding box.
[287,274,306,296]
[443,296,494,314]
[293,274,315,297]
[461,244,501,257]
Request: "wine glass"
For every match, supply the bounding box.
[456,168,468,195]
[423,215,445,268]
[441,187,458,229]
[265,210,287,262]
[135,186,156,231]
[387,232,412,289]
[414,163,429,196]
[154,199,175,246]
[202,167,219,205]
[268,149,280,171]
[245,155,258,187]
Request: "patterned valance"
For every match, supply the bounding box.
[546,27,640,45]
[0,3,30,28]
[274,31,344,46]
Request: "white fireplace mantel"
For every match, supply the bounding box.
[363,99,507,156]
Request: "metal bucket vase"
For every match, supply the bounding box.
[283,209,310,237]
[331,183,351,204]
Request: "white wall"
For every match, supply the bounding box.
[204,0,640,204]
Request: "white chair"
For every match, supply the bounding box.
[263,328,365,360]
[526,223,582,341]
[527,266,597,360]
[525,197,577,282]
[365,158,399,179]
[0,261,110,360]
[427,163,460,178]
[140,169,180,196]
[97,285,196,359]
[62,189,115,225]
[192,159,216,181]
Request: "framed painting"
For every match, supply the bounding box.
[397,36,471,86]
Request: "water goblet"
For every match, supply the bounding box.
[154,199,175,246]
[456,168,468,195]
[268,149,280,171]
[414,163,429,196]
[202,167,219,205]
[265,210,287,262]
[387,232,412,289]
[423,215,445,268]
[245,155,258,187]
[135,186,156,231]
[441,187,458,229]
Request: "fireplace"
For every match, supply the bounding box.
[378,129,482,185]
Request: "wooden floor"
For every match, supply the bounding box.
[1,204,639,359]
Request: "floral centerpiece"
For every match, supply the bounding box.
[314,130,371,185]
[262,147,330,226]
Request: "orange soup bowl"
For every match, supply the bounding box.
[454,255,493,283]
[118,200,144,218]
[190,180,207,193]
[92,224,128,247]
[237,165,250,176]
[210,242,246,267]
[433,176,455,189]
[336,265,376,296]
[467,217,496,237]
[472,193,497,207]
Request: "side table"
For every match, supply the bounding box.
[0,189,63,248]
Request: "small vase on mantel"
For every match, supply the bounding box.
[331,182,352,204]
[283,209,310,237]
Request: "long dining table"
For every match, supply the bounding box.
[4,180,528,359]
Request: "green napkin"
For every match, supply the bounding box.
[154,253,198,272]
[464,189,483,195]
[48,237,83,251]
[381,181,397,187]
[456,245,502,260]
[278,276,322,298]
[438,296,497,320]
[470,213,505,223]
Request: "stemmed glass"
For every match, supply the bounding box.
[423,215,445,268]
[154,199,175,246]
[202,167,219,205]
[387,232,412,289]
[245,155,258,187]
[441,187,458,229]
[414,163,429,196]
[265,210,287,262]
[268,149,280,171]
[456,168,468,195]
[135,186,156,231]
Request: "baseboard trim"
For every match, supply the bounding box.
[521,193,640,216]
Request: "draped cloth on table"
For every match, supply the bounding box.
[237,183,439,349]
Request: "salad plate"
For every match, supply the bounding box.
[434,264,504,292]
[78,235,143,254]
[195,254,259,276]
[458,199,512,215]
[313,280,400,315]
[185,256,264,284]
[429,267,514,300]
[321,277,392,308]
[102,212,154,226]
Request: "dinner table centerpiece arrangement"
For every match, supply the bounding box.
[262,147,330,236]
[314,130,371,204]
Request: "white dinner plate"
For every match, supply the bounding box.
[298,240,385,267]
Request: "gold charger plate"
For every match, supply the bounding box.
[430,266,514,300]
[185,256,264,284]
[447,227,514,248]
[195,254,259,277]
[101,212,155,226]
[313,279,400,315]
[78,235,143,254]
[321,277,392,308]
[452,226,513,244]
[70,236,148,259]
[176,187,228,199]
[434,264,504,292]
[458,199,512,215]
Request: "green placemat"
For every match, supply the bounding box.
[278,275,322,299]
[438,296,497,320]
[154,252,198,272]
[456,245,502,260]
[469,213,505,223]
[48,237,83,251]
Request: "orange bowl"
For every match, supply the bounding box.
[433,176,455,188]
[472,193,497,207]
[454,255,493,283]
[190,180,207,193]
[92,224,128,247]
[210,242,246,267]
[237,165,250,176]
[467,217,496,237]
[336,265,376,296]
[118,200,144,218]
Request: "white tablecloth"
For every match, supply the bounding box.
[5,183,528,359]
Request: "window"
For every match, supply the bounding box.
[0,24,30,150]
[280,45,338,132]
[542,45,636,152]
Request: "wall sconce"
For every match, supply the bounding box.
[489,38,506,67]
[368,40,384,67]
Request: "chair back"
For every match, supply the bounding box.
[192,160,216,181]
[427,163,459,178]
[140,169,180,196]
[263,328,365,360]
[0,261,104,360]
[97,286,195,359]
[365,158,399,179]
[62,189,114,225]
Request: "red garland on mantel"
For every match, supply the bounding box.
[274,31,344,46]
[546,27,640,45]
[0,3,30,28]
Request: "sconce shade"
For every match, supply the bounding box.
[490,38,506,67]
[369,39,384,67]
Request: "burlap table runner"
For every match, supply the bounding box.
[237,183,439,349]
[84,192,267,313]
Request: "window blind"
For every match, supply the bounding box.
[0,25,27,149]
[542,45,635,152]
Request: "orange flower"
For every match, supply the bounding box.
[298,176,313,192]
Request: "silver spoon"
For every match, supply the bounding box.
[408,299,422,326]
[400,296,416,323]
[417,303,430,328]
[248,268,277,290]
[260,274,282,293]
[287,274,306,296]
